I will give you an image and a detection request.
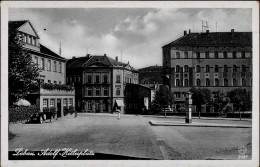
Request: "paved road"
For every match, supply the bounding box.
[9,113,252,160]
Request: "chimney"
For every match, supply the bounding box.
[115,56,118,61]
[189,29,191,34]
[206,30,209,33]
[184,30,187,36]
[231,29,235,33]
[104,53,107,57]
[86,54,90,58]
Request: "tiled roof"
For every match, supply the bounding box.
[163,32,252,47]
[40,44,66,60]
[9,20,28,30]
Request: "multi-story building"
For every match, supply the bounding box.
[66,54,138,114]
[162,29,252,110]
[9,20,75,117]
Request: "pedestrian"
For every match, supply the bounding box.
[74,110,77,118]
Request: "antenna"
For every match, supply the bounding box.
[59,43,62,56]
[120,50,122,62]
[216,21,218,32]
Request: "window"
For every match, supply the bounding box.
[116,75,121,83]
[48,80,51,83]
[232,51,237,58]
[184,65,189,72]
[176,79,180,86]
[205,51,209,58]
[224,65,228,72]
[184,52,188,58]
[53,61,57,72]
[95,87,100,96]
[116,87,121,96]
[34,56,38,65]
[223,51,227,58]
[87,88,92,96]
[95,75,100,83]
[224,79,228,86]
[233,65,237,72]
[28,36,31,44]
[176,52,180,59]
[176,65,180,72]
[205,65,210,72]
[175,92,181,98]
[50,99,55,107]
[242,65,246,72]
[59,62,62,73]
[214,51,219,58]
[196,79,201,86]
[196,52,200,59]
[206,78,210,86]
[69,99,73,106]
[43,99,48,108]
[59,81,62,84]
[103,75,108,83]
[184,79,189,86]
[31,37,35,45]
[215,79,219,86]
[233,78,237,86]
[104,87,109,96]
[47,60,51,71]
[87,101,92,110]
[242,78,246,86]
[196,65,200,72]
[241,51,245,58]
[215,65,219,72]
[63,99,67,106]
[23,34,27,43]
[40,58,44,70]
[87,74,92,83]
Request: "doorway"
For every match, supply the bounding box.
[57,99,62,117]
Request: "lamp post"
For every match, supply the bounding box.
[185,91,193,123]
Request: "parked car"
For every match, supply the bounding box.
[30,112,54,124]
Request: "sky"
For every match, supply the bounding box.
[9,8,252,69]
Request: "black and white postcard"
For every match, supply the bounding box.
[1,1,259,167]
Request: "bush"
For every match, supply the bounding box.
[178,107,186,113]
[9,105,40,123]
[63,106,69,116]
[68,106,75,115]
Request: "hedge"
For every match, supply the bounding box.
[9,105,40,123]
[63,106,76,116]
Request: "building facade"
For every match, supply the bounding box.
[66,54,138,114]
[9,20,75,117]
[162,29,252,109]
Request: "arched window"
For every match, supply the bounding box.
[184,65,189,72]
[196,52,200,59]
[242,65,246,72]
[233,65,237,72]
[196,79,201,87]
[242,78,246,86]
[241,51,245,58]
[232,51,237,58]
[176,65,180,72]
[176,79,180,86]
[184,79,189,86]
[206,65,210,72]
[215,78,219,86]
[215,65,219,72]
[184,51,188,58]
[214,51,219,58]
[223,51,227,58]
[233,78,237,86]
[205,51,209,58]
[206,78,210,86]
[176,52,180,59]
[196,65,201,72]
[224,78,228,86]
[224,65,228,72]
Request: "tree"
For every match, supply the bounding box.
[9,28,39,105]
[211,91,228,114]
[190,88,211,113]
[227,88,252,112]
[153,85,174,116]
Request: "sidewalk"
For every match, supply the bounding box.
[149,120,252,128]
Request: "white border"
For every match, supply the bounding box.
[1,1,259,167]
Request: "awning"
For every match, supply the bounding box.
[115,100,125,107]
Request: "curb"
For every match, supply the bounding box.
[149,121,252,128]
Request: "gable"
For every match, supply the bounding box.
[18,22,38,38]
[125,65,132,70]
[87,61,109,67]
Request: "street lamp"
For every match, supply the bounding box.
[185,91,193,123]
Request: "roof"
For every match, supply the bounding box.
[39,44,65,60]
[163,31,252,48]
[139,65,163,71]
[67,55,138,71]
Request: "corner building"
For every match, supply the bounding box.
[162,29,252,107]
